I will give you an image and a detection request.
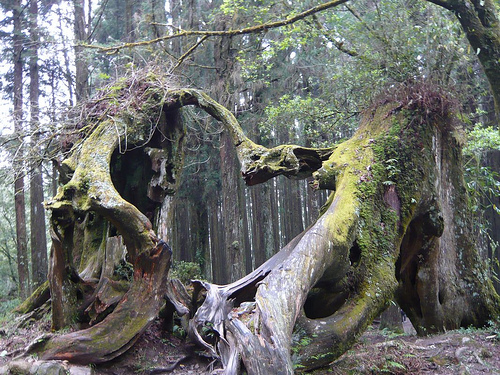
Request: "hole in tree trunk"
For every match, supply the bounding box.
[303,289,348,319]
[397,218,424,284]
[110,148,159,222]
[349,241,361,266]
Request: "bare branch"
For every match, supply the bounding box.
[171,35,208,73]
[84,0,349,54]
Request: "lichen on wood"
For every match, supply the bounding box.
[19,73,499,373]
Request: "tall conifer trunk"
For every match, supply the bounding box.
[29,0,48,290]
[13,0,30,299]
[73,0,89,101]
[214,18,248,282]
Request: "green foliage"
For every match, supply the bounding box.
[113,260,134,282]
[376,359,407,373]
[261,94,358,147]
[0,297,20,323]
[464,124,500,156]
[379,327,405,339]
[172,323,186,339]
[463,123,500,215]
[220,0,248,16]
[170,261,202,285]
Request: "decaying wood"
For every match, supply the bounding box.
[26,241,172,363]
[19,74,499,374]
[178,84,500,373]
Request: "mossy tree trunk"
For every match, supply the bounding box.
[22,75,499,373]
[183,84,499,373]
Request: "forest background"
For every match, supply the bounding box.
[0,0,498,320]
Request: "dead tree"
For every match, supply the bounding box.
[23,73,499,373]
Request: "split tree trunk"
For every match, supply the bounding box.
[22,77,499,373]
[182,84,500,373]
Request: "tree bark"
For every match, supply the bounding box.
[183,84,500,373]
[73,0,90,102]
[482,150,500,293]
[209,194,226,283]
[251,182,275,268]
[29,0,48,290]
[220,131,246,282]
[30,241,172,363]
[22,80,499,373]
[379,303,404,333]
[13,0,30,300]
[26,73,186,354]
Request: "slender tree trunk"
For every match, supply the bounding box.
[57,5,74,106]
[220,132,246,281]
[150,0,167,38]
[251,183,275,268]
[13,0,30,299]
[173,198,191,262]
[209,194,226,283]
[168,0,181,55]
[29,0,48,290]
[270,179,281,251]
[195,202,209,275]
[239,179,252,275]
[124,0,135,42]
[73,0,89,102]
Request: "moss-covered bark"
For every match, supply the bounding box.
[24,72,186,361]
[19,73,499,373]
[183,84,500,373]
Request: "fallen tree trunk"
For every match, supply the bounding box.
[182,82,500,373]
[20,73,499,373]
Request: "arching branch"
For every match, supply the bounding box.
[163,89,335,185]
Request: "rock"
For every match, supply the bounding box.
[36,361,67,375]
[1,360,69,375]
[68,365,94,375]
[4,360,32,374]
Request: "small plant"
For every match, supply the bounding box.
[172,324,186,339]
[383,359,406,372]
[170,261,202,285]
[379,328,405,339]
[113,259,134,282]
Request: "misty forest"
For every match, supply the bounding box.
[0,0,499,374]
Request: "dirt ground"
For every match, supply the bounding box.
[1,315,499,374]
[323,320,500,374]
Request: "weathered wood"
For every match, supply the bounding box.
[20,75,499,373]
[27,241,172,363]
[181,84,500,373]
[14,281,50,315]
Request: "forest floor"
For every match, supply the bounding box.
[1,313,499,374]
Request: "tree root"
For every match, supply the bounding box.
[25,241,172,364]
